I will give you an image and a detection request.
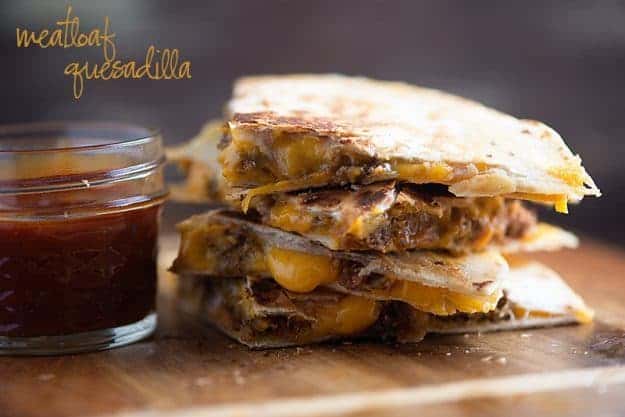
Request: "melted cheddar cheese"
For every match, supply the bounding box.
[392,161,454,183]
[513,306,594,324]
[266,247,339,293]
[273,135,328,177]
[548,166,585,188]
[571,307,595,324]
[509,193,569,214]
[266,199,385,245]
[263,247,500,315]
[311,295,381,336]
[177,225,223,272]
[375,279,501,315]
[268,202,314,234]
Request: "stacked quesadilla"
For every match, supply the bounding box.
[170,74,599,348]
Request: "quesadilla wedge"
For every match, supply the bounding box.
[176,260,592,348]
[247,181,577,253]
[168,74,597,349]
[171,210,579,317]
[219,74,599,213]
[171,210,508,316]
[167,141,578,255]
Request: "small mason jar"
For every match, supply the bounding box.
[0,122,167,355]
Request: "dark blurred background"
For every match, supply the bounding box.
[1,0,623,245]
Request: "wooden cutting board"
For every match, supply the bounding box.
[2,228,625,417]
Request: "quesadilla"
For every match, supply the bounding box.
[169,74,598,348]
[171,210,581,318]
[219,74,599,213]
[176,259,592,348]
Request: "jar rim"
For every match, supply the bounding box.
[0,121,166,196]
[0,121,161,154]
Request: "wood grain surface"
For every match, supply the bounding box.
[2,208,625,417]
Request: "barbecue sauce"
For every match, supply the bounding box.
[0,204,161,337]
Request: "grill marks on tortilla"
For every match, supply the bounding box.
[296,182,395,210]
[232,112,344,136]
[355,185,395,210]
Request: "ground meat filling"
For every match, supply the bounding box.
[362,199,536,253]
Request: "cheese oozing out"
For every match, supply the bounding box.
[311,295,381,336]
[266,247,339,293]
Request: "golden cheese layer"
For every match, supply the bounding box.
[311,295,381,337]
[265,248,501,316]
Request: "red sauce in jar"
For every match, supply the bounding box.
[0,204,161,337]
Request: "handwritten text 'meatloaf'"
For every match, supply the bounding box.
[16,5,191,99]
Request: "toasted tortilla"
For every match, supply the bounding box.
[220,74,599,212]
[176,261,592,348]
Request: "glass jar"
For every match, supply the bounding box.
[0,122,167,355]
